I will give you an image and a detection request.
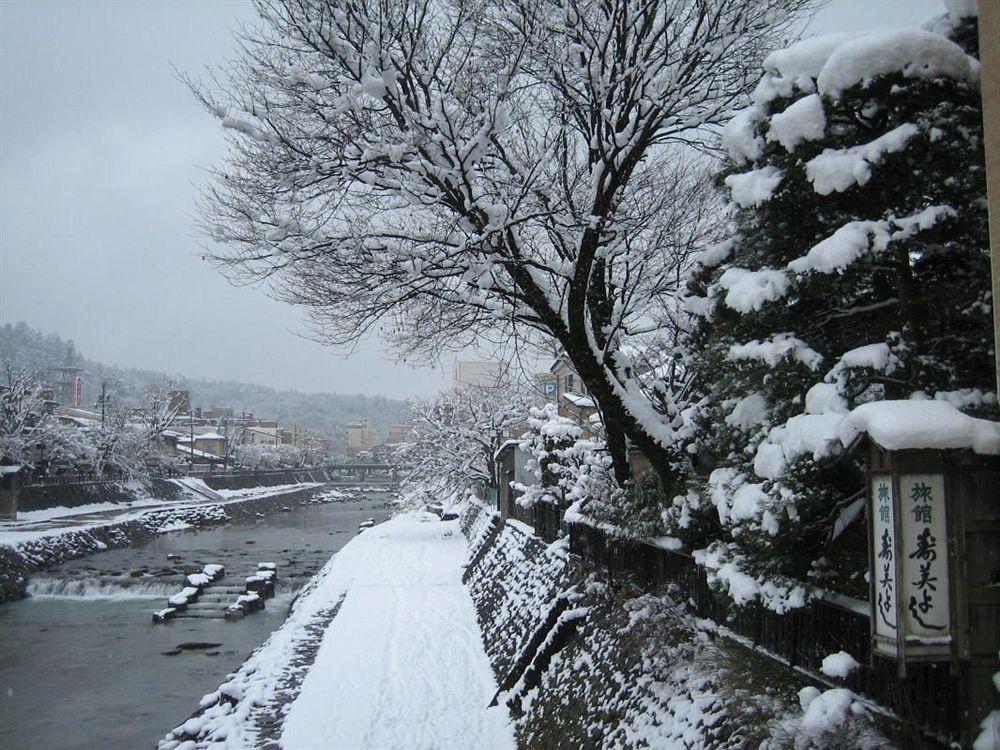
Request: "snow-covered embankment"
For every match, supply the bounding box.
[459,502,892,749]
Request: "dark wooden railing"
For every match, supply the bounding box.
[567,521,959,744]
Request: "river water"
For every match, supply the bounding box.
[0,493,392,750]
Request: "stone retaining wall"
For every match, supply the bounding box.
[16,472,323,513]
[200,469,327,492]
[458,502,897,750]
[16,479,189,513]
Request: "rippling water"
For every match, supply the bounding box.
[0,494,391,750]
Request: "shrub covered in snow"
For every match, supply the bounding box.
[668,8,995,610]
[514,404,586,512]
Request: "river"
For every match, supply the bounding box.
[0,493,392,750]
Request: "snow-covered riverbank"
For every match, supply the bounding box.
[158,501,903,750]
[0,483,350,602]
[459,502,900,750]
[159,511,514,750]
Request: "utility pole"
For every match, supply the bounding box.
[190,407,195,470]
[99,377,116,426]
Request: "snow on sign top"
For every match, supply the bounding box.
[816,29,980,98]
[839,400,1000,455]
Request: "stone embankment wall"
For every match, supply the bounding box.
[0,482,333,604]
[18,478,184,513]
[201,469,332,492]
[459,502,894,750]
[17,469,329,513]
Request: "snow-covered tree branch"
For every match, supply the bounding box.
[191,0,815,485]
[0,364,50,466]
[395,377,534,495]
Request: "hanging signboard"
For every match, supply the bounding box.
[859,430,1000,746]
[871,473,897,654]
[869,467,952,664]
[899,474,950,643]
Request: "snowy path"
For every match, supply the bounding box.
[279,513,514,750]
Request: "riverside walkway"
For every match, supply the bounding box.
[160,511,514,750]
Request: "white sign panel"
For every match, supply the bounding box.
[899,474,950,641]
[871,474,897,639]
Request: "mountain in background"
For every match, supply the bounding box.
[0,321,412,443]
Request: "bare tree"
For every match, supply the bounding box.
[217,415,247,468]
[0,364,49,466]
[192,0,814,485]
[397,378,535,494]
[138,382,182,441]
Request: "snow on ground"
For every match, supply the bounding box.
[11,496,167,523]
[0,482,323,549]
[213,482,323,500]
[161,511,513,750]
[280,513,514,749]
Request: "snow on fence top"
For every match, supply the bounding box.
[839,400,1000,455]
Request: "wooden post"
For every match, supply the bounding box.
[979,3,1000,394]
[0,467,19,520]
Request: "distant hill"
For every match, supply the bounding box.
[0,321,412,444]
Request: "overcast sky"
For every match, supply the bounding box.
[0,0,945,399]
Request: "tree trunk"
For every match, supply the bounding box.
[562,336,678,492]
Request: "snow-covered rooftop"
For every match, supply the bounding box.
[173,445,224,460]
[562,392,596,409]
[193,431,225,441]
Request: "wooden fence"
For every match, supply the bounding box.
[568,521,960,744]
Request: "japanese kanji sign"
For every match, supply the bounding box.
[871,474,897,640]
[899,474,950,640]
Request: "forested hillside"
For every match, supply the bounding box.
[0,321,412,441]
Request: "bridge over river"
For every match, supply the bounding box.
[322,463,398,482]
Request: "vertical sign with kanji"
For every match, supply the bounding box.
[871,474,897,643]
[899,474,950,641]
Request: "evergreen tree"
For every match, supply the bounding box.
[667,11,995,609]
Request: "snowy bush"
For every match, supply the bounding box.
[511,403,658,540]
[514,404,585,511]
[234,442,307,470]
